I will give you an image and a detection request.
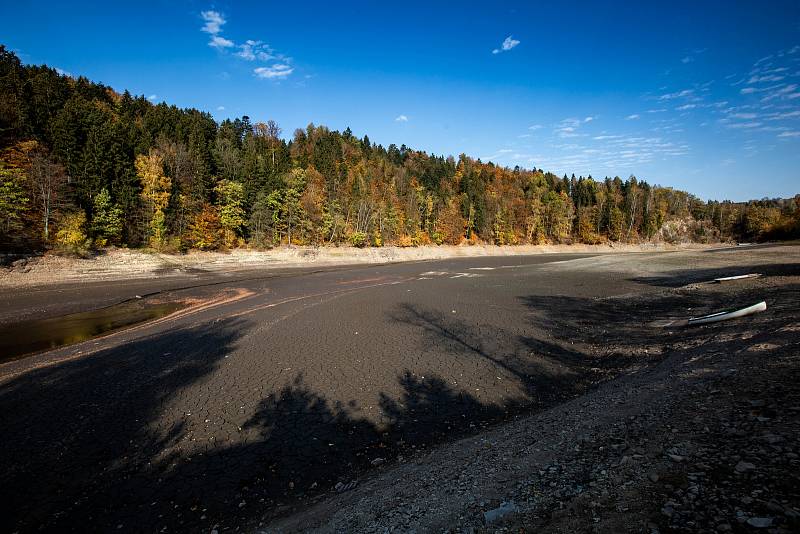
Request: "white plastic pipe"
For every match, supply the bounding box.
[687,301,767,326]
[714,273,761,282]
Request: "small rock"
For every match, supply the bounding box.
[746,517,773,528]
[484,501,519,525]
[370,458,386,466]
[734,461,755,473]
[668,454,685,463]
[335,480,358,493]
[649,473,660,483]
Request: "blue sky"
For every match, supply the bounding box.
[2,1,799,201]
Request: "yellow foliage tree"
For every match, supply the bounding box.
[186,204,223,250]
[55,211,90,256]
[135,150,171,249]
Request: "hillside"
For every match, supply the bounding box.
[1,45,798,254]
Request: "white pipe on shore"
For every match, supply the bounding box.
[687,301,767,326]
[714,273,761,282]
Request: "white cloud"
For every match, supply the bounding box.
[676,104,696,110]
[681,56,693,64]
[55,67,72,77]
[583,116,594,122]
[253,64,294,79]
[216,106,226,111]
[528,124,543,130]
[201,10,234,48]
[778,130,800,138]
[201,10,225,35]
[492,35,520,54]
[200,11,295,80]
[625,114,640,120]
[395,114,408,122]
[210,35,234,49]
[237,40,278,61]
[647,108,667,113]
[147,94,158,101]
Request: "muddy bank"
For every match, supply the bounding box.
[0,298,184,363]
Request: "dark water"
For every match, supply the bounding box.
[0,300,183,363]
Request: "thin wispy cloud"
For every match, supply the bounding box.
[395,114,408,122]
[748,74,785,84]
[725,121,763,129]
[658,89,694,100]
[254,64,294,79]
[477,40,796,180]
[147,94,158,101]
[481,148,515,160]
[54,67,71,77]
[553,117,595,138]
[681,48,707,64]
[237,40,285,62]
[492,36,520,54]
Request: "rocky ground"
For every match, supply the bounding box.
[267,266,800,533]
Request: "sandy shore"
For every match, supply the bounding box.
[0,242,723,288]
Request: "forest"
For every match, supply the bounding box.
[1,46,798,254]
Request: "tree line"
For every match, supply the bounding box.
[1,46,798,254]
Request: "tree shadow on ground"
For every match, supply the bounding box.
[388,303,595,407]
[0,318,250,532]
[630,263,800,288]
[0,315,509,532]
